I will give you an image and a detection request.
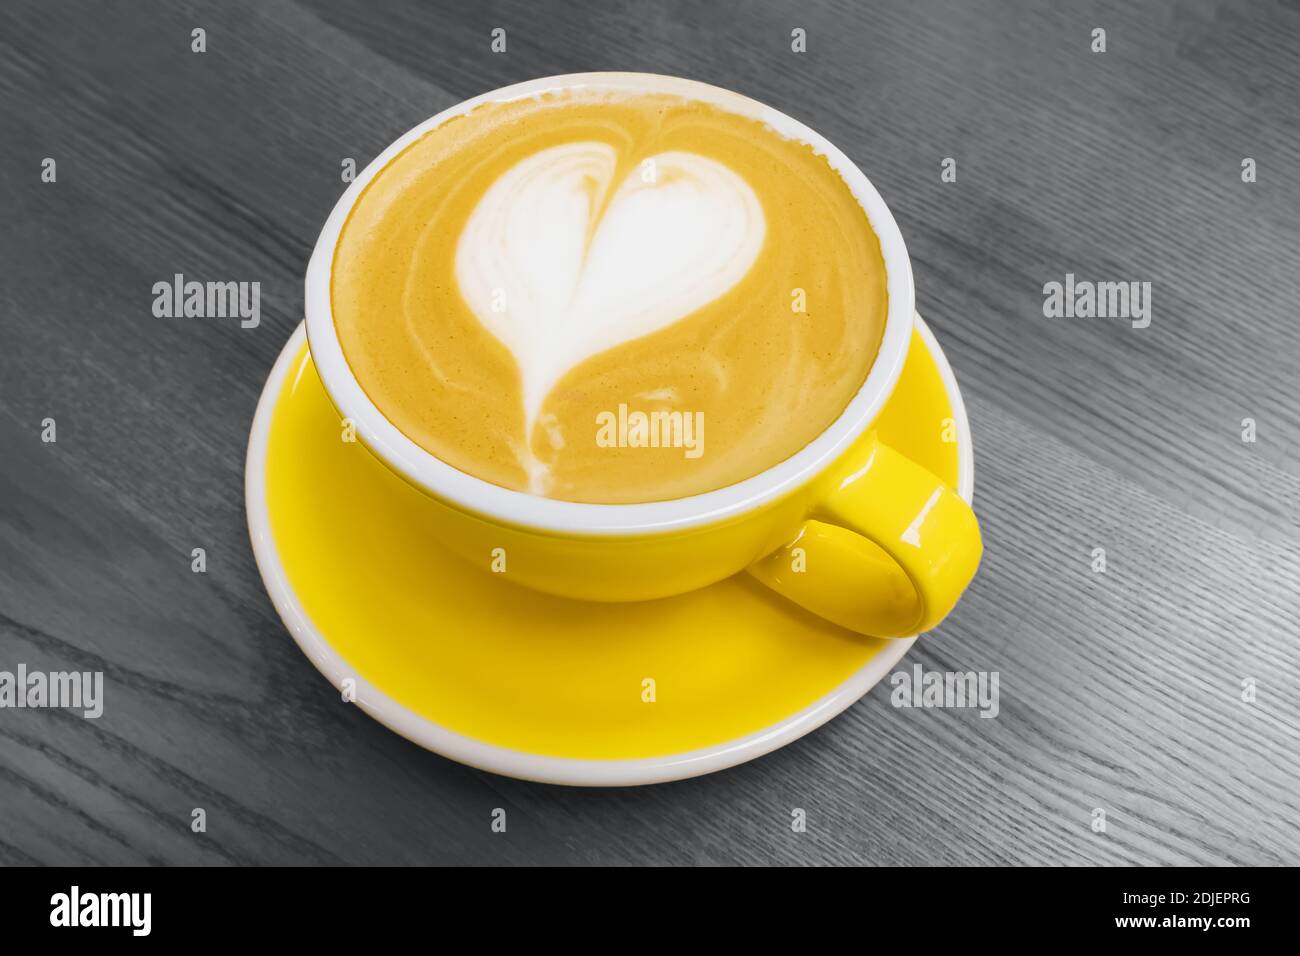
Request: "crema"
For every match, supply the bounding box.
[332,89,888,503]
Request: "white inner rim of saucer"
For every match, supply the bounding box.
[245,313,974,787]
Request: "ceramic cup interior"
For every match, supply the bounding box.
[304,72,916,534]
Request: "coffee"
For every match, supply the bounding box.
[332,87,888,503]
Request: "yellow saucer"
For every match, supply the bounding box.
[246,316,973,785]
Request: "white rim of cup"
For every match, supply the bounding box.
[304,71,917,536]
[246,316,972,787]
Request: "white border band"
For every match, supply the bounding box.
[304,72,917,536]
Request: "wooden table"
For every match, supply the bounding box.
[2,0,1296,865]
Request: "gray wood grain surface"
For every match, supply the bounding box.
[1,0,1297,866]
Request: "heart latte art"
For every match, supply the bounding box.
[457,143,766,434]
[332,89,888,503]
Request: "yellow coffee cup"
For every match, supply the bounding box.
[304,73,981,637]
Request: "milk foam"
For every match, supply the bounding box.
[332,91,887,503]
[455,142,766,432]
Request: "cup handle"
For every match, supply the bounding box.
[746,434,982,637]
